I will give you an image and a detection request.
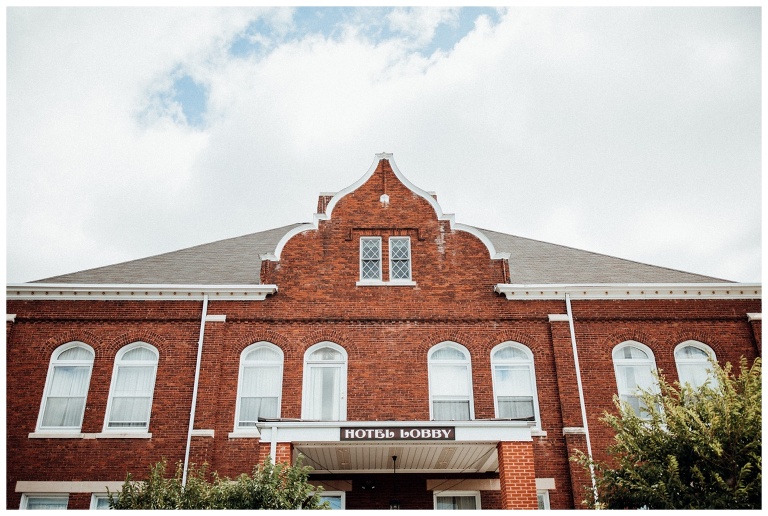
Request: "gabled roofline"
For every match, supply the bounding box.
[262,153,509,262]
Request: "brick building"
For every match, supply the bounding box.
[6,153,761,510]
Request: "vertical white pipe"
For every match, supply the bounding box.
[565,293,598,502]
[183,294,208,486]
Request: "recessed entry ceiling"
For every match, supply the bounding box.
[293,442,499,474]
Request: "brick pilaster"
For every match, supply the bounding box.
[496,441,537,510]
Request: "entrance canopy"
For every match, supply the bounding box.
[255,420,535,474]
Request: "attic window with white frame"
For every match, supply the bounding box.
[389,236,411,281]
[360,237,382,281]
[358,236,413,285]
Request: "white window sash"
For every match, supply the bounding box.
[389,236,411,281]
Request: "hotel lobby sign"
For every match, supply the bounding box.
[341,426,455,441]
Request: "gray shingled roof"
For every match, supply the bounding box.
[34,224,305,285]
[35,223,728,285]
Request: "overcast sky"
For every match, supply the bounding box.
[6,7,762,284]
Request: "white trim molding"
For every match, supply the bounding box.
[190,429,215,437]
[747,313,762,321]
[7,314,16,322]
[7,283,278,301]
[495,283,761,300]
[266,154,510,262]
[547,314,570,322]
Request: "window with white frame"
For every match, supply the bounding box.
[537,490,551,510]
[37,342,94,432]
[428,342,474,421]
[104,342,158,431]
[360,237,382,281]
[90,494,112,510]
[318,491,345,510]
[302,342,347,421]
[675,341,716,389]
[389,236,411,281]
[20,494,69,510]
[612,341,658,419]
[433,490,480,510]
[235,342,283,428]
[491,342,540,425]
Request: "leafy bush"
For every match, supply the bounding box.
[108,455,327,509]
[574,357,761,509]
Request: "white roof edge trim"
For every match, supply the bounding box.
[494,282,761,300]
[269,153,505,261]
[7,283,279,301]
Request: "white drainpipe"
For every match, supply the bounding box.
[183,294,208,486]
[565,293,597,502]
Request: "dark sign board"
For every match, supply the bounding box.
[341,426,455,441]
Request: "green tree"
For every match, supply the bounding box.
[574,357,761,509]
[108,455,328,509]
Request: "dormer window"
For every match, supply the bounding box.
[360,237,382,281]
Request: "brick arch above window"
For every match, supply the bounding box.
[600,331,661,361]
[39,330,102,360]
[301,330,358,356]
[416,330,475,357]
[669,330,726,359]
[481,331,542,355]
[233,331,293,357]
[104,330,169,357]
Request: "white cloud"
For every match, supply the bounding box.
[7,7,761,284]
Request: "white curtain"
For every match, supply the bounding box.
[108,365,154,428]
[431,363,471,420]
[41,365,91,427]
[494,365,534,420]
[308,366,340,420]
[26,497,68,510]
[618,364,655,417]
[238,364,280,425]
[435,496,477,510]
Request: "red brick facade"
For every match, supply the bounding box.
[6,156,761,510]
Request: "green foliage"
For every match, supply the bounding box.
[574,357,761,509]
[108,455,327,510]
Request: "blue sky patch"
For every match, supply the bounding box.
[228,7,503,58]
[172,75,207,128]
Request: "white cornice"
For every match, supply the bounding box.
[494,283,761,300]
[266,153,508,262]
[6,284,278,301]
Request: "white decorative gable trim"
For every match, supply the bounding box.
[264,153,509,262]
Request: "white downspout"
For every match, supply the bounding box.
[565,293,598,503]
[183,294,208,486]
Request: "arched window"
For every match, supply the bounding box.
[235,342,284,428]
[37,342,94,431]
[491,342,540,426]
[302,342,347,421]
[104,343,158,431]
[675,341,717,389]
[612,341,658,418]
[428,342,474,421]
